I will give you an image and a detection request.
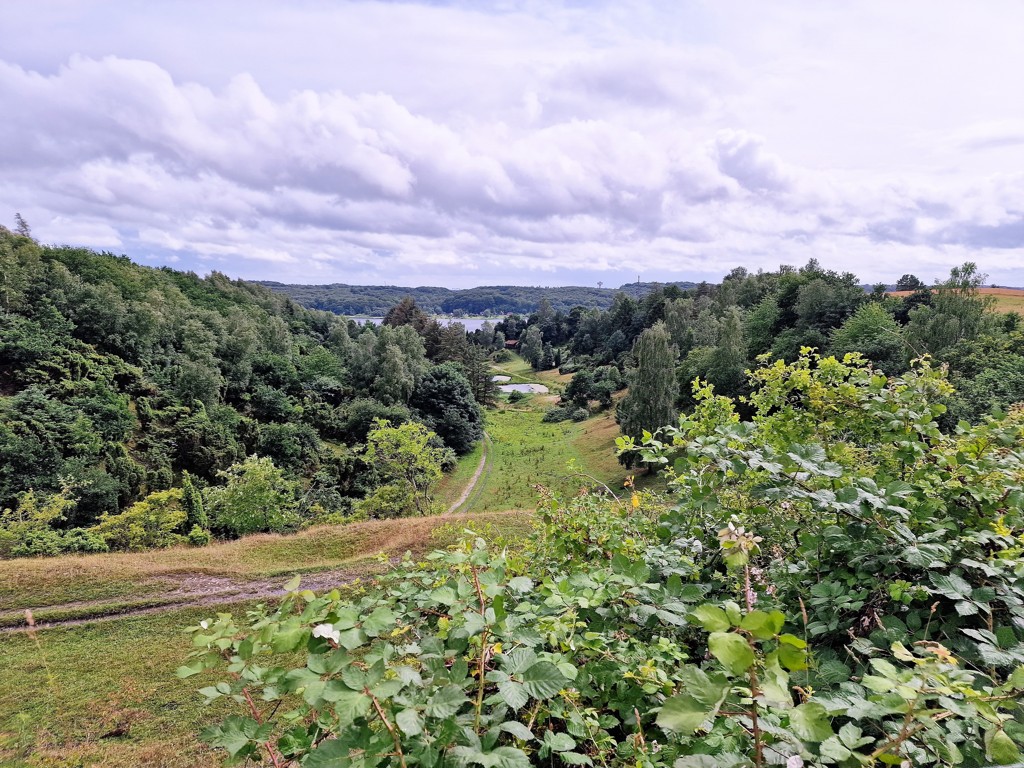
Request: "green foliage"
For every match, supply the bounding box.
[90,488,188,551]
[830,301,905,374]
[411,363,484,455]
[357,420,446,518]
[617,322,678,464]
[205,456,301,537]
[185,353,1024,766]
[0,488,107,558]
[541,405,589,423]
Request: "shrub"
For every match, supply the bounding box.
[205,456,301,537]
[185,353,1024,766]
[90,489,188,551]
[506,390,526,403]
[186,525,212,547]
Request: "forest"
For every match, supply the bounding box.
[0,227,498,557]
[258,280,698,316]
[7,227,1024,766]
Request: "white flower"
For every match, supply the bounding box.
[787,756,804,768]
[199,620,209,629]
[312,623,341,646]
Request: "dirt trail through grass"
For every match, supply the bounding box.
[446,432,491,513]
[0,510,527,632]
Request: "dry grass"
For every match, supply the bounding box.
[0,511,526,612]
[0,512,532,766]
[889,286,1024,314]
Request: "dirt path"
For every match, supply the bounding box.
[446,432,491,514]
[1,563,385,633]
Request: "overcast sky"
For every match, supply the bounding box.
[3,1,1023,288]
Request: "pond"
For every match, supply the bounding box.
[498,383,549,394]
[491,375,512,382]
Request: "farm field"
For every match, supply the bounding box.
[890,286,1024,313]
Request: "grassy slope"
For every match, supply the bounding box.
[0,512,531,767]
[462,356,659,513]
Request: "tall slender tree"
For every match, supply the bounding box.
[617,322,678,465]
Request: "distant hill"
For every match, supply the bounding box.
[258,281,699,316]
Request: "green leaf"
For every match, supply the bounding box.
[507,576,534,593]
[789,702,833,742]
[819,735,853,761]
[657,694,711,735]
[691,604,731,632]
[988,729,1021,765]
[282,574,301,592]
[838,723,872,749]
[558,752,593,766]
[543,732,575,752]
[362,606,397,636]
[778,640,807,671]
[499,680,529,710]
[270,625,308,653]
[740,610,785,640]
[336,628,367,650]
[499,721,534,741]
[425,684,469,718]
[521,661,567,700]
[708,632,754,675]
[657,667,730,735]
[322,685,371,724]
[396,708,423,736]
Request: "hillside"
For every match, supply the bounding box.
[0,229,489,537]
[258,280,698,316]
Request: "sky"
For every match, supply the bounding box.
[2,1,1023,289]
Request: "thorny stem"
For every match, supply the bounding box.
[369,690,408,768]
[743,564,764,768]
[867,709,954,761]
[471,565,489,734]
[242,687,285,768]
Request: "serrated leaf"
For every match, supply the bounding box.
[819,735,853,761]
[543,732,575,752]
[362,606,397,636]
[558,752,593,765]
[708,631,754,675]
[425,684,469,718]
[690,604,730,632]
[521,661,567,700]
[499,721,534,741]
[988,728,1021,764]
[657,694,710,735]
[789,702,833,742]
[740,610,785,640]
[499,680,529,710]
[396,708,423,736]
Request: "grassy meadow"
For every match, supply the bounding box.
[0,512,532,767]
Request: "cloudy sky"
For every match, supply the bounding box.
[3,1,1023,288]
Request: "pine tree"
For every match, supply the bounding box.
[13,213,31,238]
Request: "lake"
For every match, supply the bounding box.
[351,317,500,332]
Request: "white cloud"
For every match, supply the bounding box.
[0,1,1022,287]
